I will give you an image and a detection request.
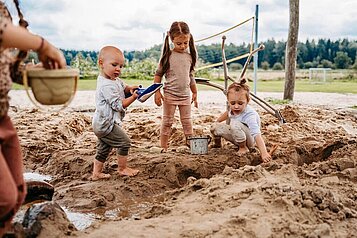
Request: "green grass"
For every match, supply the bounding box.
[264,97,291,105]
[197,79,357,94]
[12,78,357,94]
[247,80,357,94]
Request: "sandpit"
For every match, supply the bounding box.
[8,90,357,237]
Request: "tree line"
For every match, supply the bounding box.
[60,38,357,73]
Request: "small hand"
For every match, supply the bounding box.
[192,99,198,108]
[261,153,272,163]
[38,39,66,69]
[191,93,198,108]
[131,85,141,93]
[132,90,139,99]
[154,91,164,106]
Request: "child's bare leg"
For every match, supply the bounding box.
[160,134,169,152]
[117,155,139,176]
[91,159,111,181]
[161,102,176,152]
[238,142,249,155]
[179,104,193,148]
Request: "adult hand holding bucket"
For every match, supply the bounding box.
[20,34,75,109]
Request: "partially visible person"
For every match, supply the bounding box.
[210,79,272,163]
[154,21,198,152]
[91,45,140,180]
[0,0,66,236]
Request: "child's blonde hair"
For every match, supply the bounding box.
[227,78,250,102]
[159,21,197,75]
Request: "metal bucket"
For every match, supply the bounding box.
[187,135,211,155]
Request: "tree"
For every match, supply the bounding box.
[320,59,333,68]
[334,51,352,69]
[272,62,284,70]
[284,0,299,100]
[70,52,96,78]
[261,61,270,70]
[25,51,39,64]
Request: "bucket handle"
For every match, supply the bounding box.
[187,135,212,144]
[23,70,78,111]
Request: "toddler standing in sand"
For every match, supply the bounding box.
[211,80,271,163]
[154,21,198,151]
[91,46,139,180]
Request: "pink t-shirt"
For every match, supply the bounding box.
[155,50,195,105]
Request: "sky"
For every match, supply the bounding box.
[4,0,357,51]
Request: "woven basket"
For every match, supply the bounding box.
[23,68,79,106]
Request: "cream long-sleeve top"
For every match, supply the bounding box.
[92,75,127,138]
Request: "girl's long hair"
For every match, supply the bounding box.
[159,21,197,75]
[13,0,28,27]
[8,0,29,84]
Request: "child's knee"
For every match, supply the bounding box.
[161,118,173,136]
[211,123,228,136]
[181,118,192,131]
[162,117,174,128]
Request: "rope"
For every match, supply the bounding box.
[196,53,250,71]
[196,17,254,43]
[195,16,255,71]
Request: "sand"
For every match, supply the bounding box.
[8,90,357,237]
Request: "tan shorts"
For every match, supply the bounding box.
[210,121,255,148]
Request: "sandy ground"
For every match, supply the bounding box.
[8,90,357,237]
[9,90,357,110]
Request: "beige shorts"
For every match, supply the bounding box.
[210,121,255,148]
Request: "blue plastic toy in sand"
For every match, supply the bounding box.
[126,83,163,103]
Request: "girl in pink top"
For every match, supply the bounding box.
[154,21,198,151]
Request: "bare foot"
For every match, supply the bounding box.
[238,146,249,155]
[118,167,139,177]
[91,173,111,181]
